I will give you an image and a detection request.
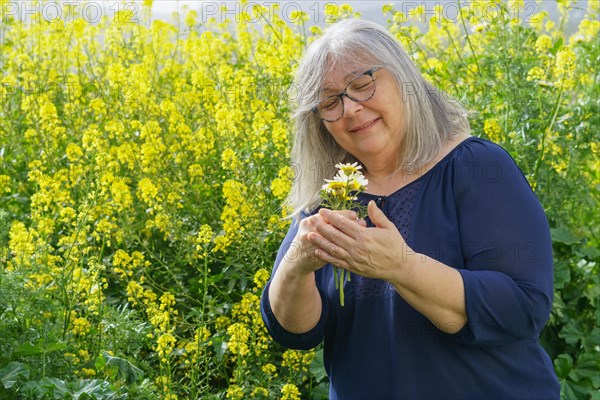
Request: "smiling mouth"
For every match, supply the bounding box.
[350,118,380,133]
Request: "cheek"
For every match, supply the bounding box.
[324,123,348,143]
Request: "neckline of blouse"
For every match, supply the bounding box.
[359,135,477,200]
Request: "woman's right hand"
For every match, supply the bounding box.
[283,209,367,276]
[269,209,367,333]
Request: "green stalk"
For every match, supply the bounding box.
[339,270,345,306]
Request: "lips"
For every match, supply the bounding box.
[349,117,380,133]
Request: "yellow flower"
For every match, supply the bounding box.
[335,162,361,176]
[66,143,83,162]
[554,47,577,79]
[484,118,503,142]
[262,363,277,375]
[160,292,176,310]
[271,166,294,201]
[289,11,309,24]
[111,179,133,210]
[280,383,301,400]
[227,323,250,356]
[221,148,242,172]
[137,178,159,205]
[196,224,213,247]
[156,333,177,362]
[534,34,552,54]
[226,385,244,400]
[575,19,600,42]
[185,10,197,27]
[8,221,37,266]
[251,387,269,397]
[72,317,92,336]
[253,268,270,290]
[0,175,11,194]
[282,349,313,373]
[526,67,546,82]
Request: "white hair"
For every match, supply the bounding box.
[285,19,471,218]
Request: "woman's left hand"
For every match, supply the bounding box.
[307,200,415,282]
[310,200,467,332]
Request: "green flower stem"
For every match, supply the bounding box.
[339,269,345,306]
[321,165,368,306]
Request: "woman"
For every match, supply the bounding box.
[260,19,560,399]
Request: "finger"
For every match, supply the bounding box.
[307,232,348,262]
[314,217,356,249]
[367,200,393,229]
[330,209,359,220]
[319,208,362,239]
[314,247,347,269]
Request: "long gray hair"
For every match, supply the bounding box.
[285,19,470,218]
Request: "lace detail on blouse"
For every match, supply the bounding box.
[354,180,424,301]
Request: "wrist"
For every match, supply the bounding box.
[388,246,423,286]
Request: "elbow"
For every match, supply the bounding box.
[438,312,468,334]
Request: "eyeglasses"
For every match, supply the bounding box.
[313,67,382,122]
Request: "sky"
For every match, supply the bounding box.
[146,0,590,32]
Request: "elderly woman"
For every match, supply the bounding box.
[260,19,560,399]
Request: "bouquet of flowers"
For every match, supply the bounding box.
[320,162,368,306]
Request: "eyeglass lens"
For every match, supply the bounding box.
[317,71,377,122]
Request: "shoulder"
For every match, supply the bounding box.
[451,136,516,165]
[447,136,527,186]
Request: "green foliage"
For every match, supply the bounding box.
[0,1,598,399]
[542,230,600,399]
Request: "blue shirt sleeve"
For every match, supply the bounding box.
[260,215,329,350]
[451,140,554,345]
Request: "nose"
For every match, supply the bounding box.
[341,95,363,118]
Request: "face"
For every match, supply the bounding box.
[319,66,405,170]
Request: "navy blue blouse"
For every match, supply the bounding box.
[261,137,560,399]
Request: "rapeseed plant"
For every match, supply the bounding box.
[0,1,596,398]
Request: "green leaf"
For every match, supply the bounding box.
[583,327,600,352]
[309,348,327,383]
[95,353,107,371]
[13,343,45,357]
[553,260,570,290]
[559,320,584,346]
[551,225,580,245]
[100,351,143,384]
[554,353,573,379]
[69,379,116,398]
[551,37,564,55]
[0,362,29,389]
[573,353,600,388]
[561,379,590,400]
[13,341,66,357]
[580,245,600,260]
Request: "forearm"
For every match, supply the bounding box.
[390,253,467,334]
[268,260,323,334]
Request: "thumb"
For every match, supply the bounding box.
[368,200,392,229]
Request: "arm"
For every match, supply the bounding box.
[307,141,553,340]
[268,249,323,334]
[261,210,365,349]
[312,203,467,333]
[450,142,554,344]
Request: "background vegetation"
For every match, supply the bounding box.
[0,0,598,398]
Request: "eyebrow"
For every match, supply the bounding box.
[320,69,364,96]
